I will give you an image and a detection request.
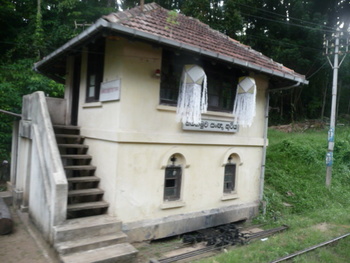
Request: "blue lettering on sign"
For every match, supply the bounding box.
[326,152,333,167]
[328,128,334,142]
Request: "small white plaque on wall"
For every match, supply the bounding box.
[100,79,121,102]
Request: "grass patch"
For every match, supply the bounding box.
[197,127,350,262]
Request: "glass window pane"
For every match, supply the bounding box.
[224,182,233,191]
[159,49,238,112]
[164,188,176,197]
[89,74,96,86]
[225,164,236,175]
[166,167,181,178]
[224,163,236,193]
[89,85,95,97]
[165,179,176,187]
[164,166,182,200]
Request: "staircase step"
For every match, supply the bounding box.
[61,154,92,159]
[67,176,100,183]
[56,134,84,139]
[59,243,138,263]
[58,144,89,149]
[55,232,127,255]
[68,188,104,197]
[64,165,96,170]
[67,201,109,212]
[56,134,85,144]
[53,125,81,130]
[53,215,122,243]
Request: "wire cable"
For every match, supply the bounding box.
[306,61,329,79]
[241,12,334,33]
[242,33,323,52]
[235,2,335,31]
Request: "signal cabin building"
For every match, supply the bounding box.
[12,2,307,247]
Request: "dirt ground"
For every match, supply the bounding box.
[0,205,210,263]
[0,207,58,263]
[0,204,211,263]
[0,202,259,263]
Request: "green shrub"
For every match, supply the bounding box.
[262,128,350,219]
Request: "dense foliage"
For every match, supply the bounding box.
[263,127,350,220]
[0,0,116,161]
[1,0,350,160]
[198,128,350,262]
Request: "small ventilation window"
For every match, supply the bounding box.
[164,155,182,201]
[224,156,236,193]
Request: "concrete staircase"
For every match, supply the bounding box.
[53,215,137,263]
[54,125,108,219]
[53,125,138,263]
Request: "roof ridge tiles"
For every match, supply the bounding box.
[37,2,307,84]
[103,2,161,23]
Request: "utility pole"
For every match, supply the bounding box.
[324,29,349,188]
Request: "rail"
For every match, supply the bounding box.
[151,225,289,263]
[0,109,22,118]
[21,91,67,241]
[269,232,350,263]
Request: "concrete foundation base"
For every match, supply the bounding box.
[0,191,12,206]
[13,189,24,209]
[123,202,259,242]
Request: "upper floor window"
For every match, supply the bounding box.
[160,49,241,112]
[86,38,105,102]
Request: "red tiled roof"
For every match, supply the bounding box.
[103,2,307,84]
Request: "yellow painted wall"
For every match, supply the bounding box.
[73,37,268,223]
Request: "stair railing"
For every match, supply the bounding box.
[20,91,67,242]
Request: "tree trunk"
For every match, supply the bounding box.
[0,197,13,235]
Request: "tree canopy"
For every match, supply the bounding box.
[1,0,350,161]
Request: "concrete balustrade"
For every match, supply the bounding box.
[13,91,68,243]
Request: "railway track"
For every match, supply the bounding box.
[150,224,289,263]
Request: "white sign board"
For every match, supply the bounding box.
[183,119,238,133]
[100,79,121,102]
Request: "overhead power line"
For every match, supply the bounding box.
[242,33,323,52]
[235,2,335,31]
[241,12,334,33]
[306,61,328,79]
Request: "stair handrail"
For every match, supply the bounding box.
[0,109,22,118]
[21,91,67,242]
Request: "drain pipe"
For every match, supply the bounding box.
[259,89,270,203]
[259,81,302,204]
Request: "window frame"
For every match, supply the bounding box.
[164,165,182,201]
[86,38,105,103]
[223,162,236,194]
[159,49,240,113]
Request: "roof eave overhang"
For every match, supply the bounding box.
[35,18,308,85]
[34,18,109,74]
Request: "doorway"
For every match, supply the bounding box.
[71,56,81,125]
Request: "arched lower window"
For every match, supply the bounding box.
[164,155,182,201]
[224,156,236,193]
